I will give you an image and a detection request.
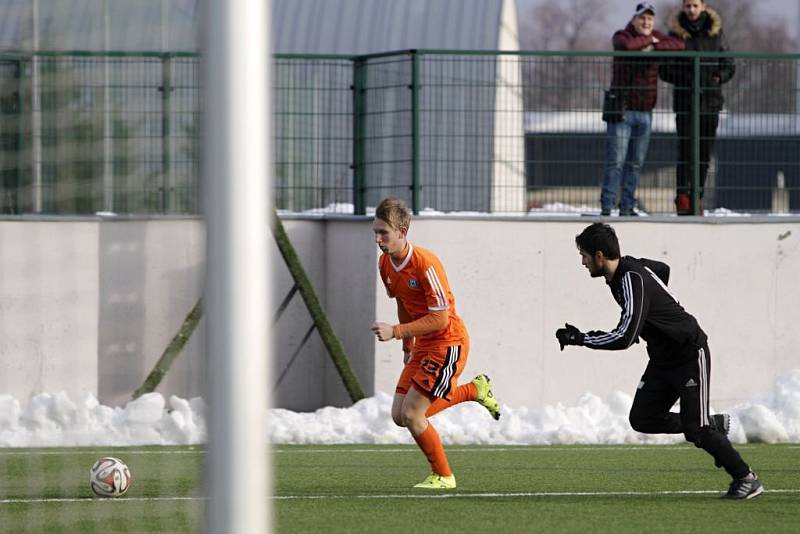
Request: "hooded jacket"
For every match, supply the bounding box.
[582,256,707,368]
[658,8,735,112]
[610,22,684,111]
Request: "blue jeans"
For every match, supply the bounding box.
[600,110,652,212]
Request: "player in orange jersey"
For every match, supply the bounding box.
[370,197,500,489]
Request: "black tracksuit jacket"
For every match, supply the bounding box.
[583,256,707,367]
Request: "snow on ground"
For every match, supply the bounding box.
[1,369,798,448]
[278,202,785,218]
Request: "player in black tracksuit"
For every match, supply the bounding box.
[556,223,763,500]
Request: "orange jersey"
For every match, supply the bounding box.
[379,243,468,350]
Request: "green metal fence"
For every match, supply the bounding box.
[522,51,800,216]
[1,50,798,216]
[0,51,199,215]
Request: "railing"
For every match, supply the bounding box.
[1,50,798,216]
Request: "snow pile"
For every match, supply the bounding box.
[0,393,206,448]
[278,202,775,218]
[1,370,798,448]
[733,370,800,443]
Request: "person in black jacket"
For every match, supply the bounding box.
[556,223,763,500]
[659,0,735,215]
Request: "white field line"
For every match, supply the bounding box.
[0,444,787,456]
[0,447,682,456]
[272,445,792,453]
[1,489,798,504]
[0,449,206,456]
[0,447,657,456]
[0,496,203,504]
[281,444,777,453]
[274,489,800,500]
[274,444,772,453]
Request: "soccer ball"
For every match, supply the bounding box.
[89,457,132,497]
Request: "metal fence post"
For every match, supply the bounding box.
[161,53,173,213]
[31,53,42,213]
[16,59,25,213]
[410,50,420,215]
[352,57,366,215]
[692,54,701,215]
[103,3,114,213]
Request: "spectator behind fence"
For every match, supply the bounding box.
[659,0,735,215]
[600,3,684,217]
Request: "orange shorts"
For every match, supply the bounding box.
[395,339,470,400]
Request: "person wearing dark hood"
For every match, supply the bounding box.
[659,0,735,215]
[600,3,684,217]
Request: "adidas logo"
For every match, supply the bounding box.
[685,378,698,387]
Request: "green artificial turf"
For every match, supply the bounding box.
[0,444,797,532]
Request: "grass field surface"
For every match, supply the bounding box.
[0,444,798,532]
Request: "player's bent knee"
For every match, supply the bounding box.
[400,409,425,429]
[683,425,706,447]
[391,405,405,427]
[628,412,648,433]
[391,413,405,427]
[400,412,415,428]
[628,417,643,433]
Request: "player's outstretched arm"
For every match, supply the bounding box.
[555,323,585,351]
[393,310,448,339]
[371,321,395,341]
[396,300,415,356]
[583,271,647,350]
[372,309,448,343]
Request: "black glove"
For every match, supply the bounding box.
[555,323,585,351]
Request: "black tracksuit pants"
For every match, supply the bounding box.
[675,111,720,198]
[628,342,750,480]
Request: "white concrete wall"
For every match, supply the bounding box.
[98,220,205,407]
[272,219,328,410]
[2,217,798,412]
[321,220,377,405]
[271,219,378,411]
[370,218,800,410]
[0,218,205,407]
[0,221,99,400]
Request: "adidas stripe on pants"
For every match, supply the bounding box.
[628,342,750,479]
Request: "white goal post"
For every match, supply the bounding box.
[203,0,272,532]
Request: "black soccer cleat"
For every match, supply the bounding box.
[709,413,730,436]
[721,472,764,500]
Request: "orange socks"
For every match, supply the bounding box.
[410,383,478,476]
[413,423,452,476]
[425,383,477,418]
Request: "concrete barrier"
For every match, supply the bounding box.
[1,216,798,412]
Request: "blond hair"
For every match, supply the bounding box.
[375,197,411,231]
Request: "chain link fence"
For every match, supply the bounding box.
[1,50,798,216]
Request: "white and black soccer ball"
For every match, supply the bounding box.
[89,456,132,497]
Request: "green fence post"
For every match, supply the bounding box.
[352,57,366,215]
[691,54,701,215]
[271,210,366,402]
[160,53,172,213]
[132,298,204,400]
[410,50,420,215]
[17,58,25,214]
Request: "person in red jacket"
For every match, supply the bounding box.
[600,3,684,216]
